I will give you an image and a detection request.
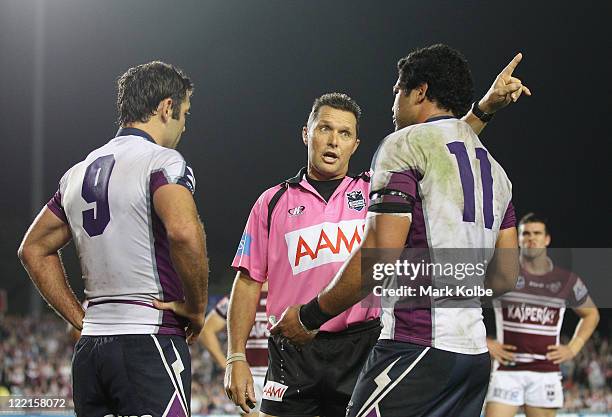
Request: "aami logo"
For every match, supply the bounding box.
[262,381,288,402]
[285,219,366,274]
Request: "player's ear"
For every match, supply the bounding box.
[302,125,309,146]
[544,234,551,247]
[159,98,173,123]
[416,83,428,103]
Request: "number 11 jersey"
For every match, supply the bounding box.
[369,116,516,354]
[46,128,196,336]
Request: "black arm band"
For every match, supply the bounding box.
[299,297,336,331]
[472,101,494,123]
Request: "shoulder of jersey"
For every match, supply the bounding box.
[378,124,421,151]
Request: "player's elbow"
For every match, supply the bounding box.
[166,221,203,246]
[486,252,520,296]
[17,240,37,266]
[589,308,600,326]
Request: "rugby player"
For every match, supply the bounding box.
[18,61,208,417]
[200,285,269,416]
[484,213,599,417]
[273,44,524,417]
[227,49,530,416]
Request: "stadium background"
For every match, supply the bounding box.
[0,0,610,415]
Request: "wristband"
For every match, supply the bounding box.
[299,297,336,331]
[226,353,247,365]
[472,101,494,123]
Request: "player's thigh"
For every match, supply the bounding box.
[72,336,113,417]
[104,334,191,416]
[484,401,520,417]
[485,371,524,408]
[347,341,438,417]
[524,405,557,417]
[524,372,563,409]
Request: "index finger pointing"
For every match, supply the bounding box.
[500,52,523,78]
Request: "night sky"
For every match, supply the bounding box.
[1,0,610,323]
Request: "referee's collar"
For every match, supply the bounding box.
[116,127,156,144]
[285,167,369,184]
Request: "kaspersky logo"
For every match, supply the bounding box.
[507,303,557,325]
[285,219,365,274]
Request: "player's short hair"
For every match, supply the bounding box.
[307,92,362,135]
[397,44,473,117]
[117,61,193,126]
[519,212,550,235]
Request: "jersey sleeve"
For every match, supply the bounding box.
[567,274,590,307]
[214,296,229,320]
[46,171,70,224]
[500,201,516,230]
[231,190,273,283]
[149,149,196,195]
[368,130,425,214]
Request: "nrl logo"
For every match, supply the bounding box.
[288,206,305,216]
[346,190,365,211]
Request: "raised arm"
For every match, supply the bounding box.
[462,53,531,135]
[18,208,84,330]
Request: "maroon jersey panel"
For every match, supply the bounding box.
[495,264,588,372]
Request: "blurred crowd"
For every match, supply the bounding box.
[0,314,235,414]
[559,332,612,412]
[0,314,609,413]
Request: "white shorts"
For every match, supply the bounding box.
[252,375,265,413]
[486,370,563,408]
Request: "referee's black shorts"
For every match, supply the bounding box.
[261,318,381,417]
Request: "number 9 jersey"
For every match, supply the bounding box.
[369,116,516,354]
[46,128,196,337]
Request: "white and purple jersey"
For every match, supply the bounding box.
[369,116,515,354]
[47,128,195,336]
[232,168,379,333]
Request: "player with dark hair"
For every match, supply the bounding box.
[227,46,530,416]
[485,214,600,417]
[273,44,527,417]
[18,61,208,417]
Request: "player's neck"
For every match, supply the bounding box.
[123,122,166,147]
[418,104,454,124]
[521,254,553,275]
